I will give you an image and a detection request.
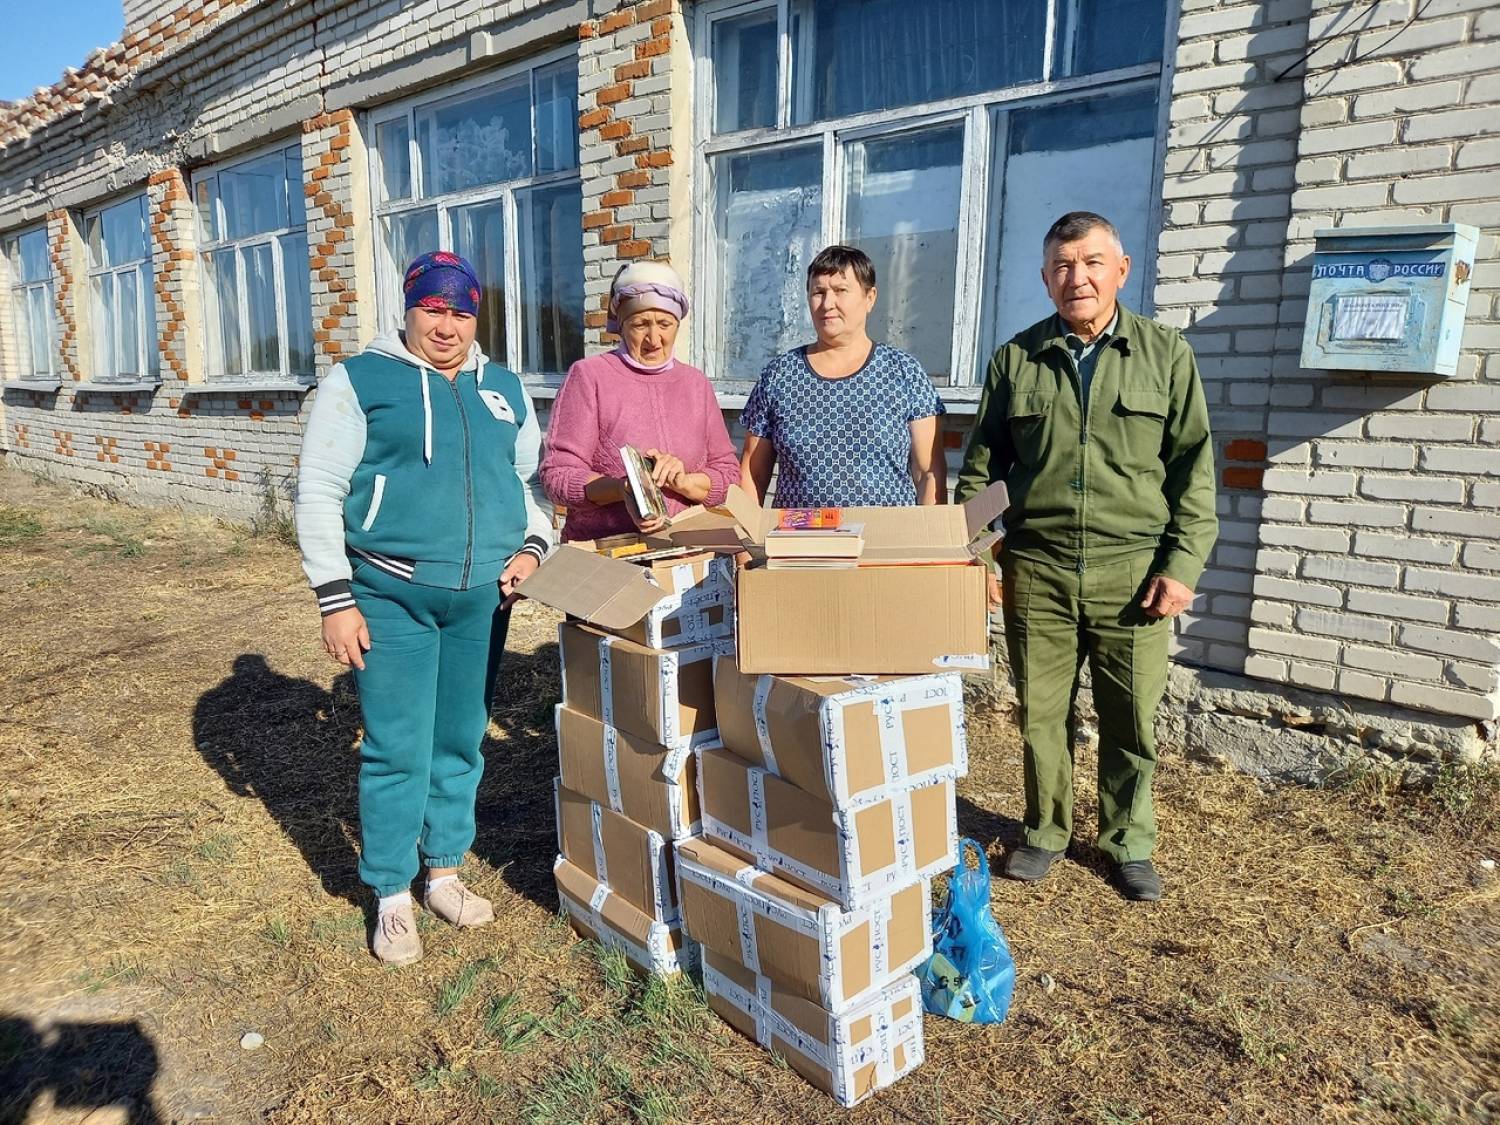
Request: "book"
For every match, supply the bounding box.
[619,445,669,524]
[762,522,864,561]
[776,508,842,531]
[764,557,860,570]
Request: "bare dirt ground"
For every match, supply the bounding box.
[1,464,1497,1125]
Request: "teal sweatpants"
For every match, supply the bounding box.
[350,562,509,897]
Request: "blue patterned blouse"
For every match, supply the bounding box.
[740,342,946,508]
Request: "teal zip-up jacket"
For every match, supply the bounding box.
[956,305,1217,588]
[294,331,554,615]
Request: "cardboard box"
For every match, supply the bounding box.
[555,778,677,924]
[696,747,957,910]
[558,621,725,749]
[555,704,698,839]
[724,484,1009,675]
[675,836,930,1012]
[554,856,697,977]
[521,540,735,649]
[714,654,968,807]
[702,947,925,1109]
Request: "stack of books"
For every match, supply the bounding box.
[762,508,864,569]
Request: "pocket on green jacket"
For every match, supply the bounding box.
[1113,388,1168,464]
[1007,390,1055,465]
[361,473,387,531]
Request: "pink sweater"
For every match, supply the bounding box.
[541,350,740,542]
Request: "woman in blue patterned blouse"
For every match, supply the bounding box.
[738,245,947,508]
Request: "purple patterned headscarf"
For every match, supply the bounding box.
[607,261,689,333]
[403,251,482,315]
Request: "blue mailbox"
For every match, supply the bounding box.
[1300,223,1478,377]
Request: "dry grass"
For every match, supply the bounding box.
[0,464,1496,1124]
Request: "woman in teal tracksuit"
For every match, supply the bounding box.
[295,251,553,965]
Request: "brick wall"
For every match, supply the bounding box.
[302,110,375,376]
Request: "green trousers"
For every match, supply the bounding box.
[999,551,1169,863]
[350,562,509,897]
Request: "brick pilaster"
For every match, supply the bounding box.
[302,109,372,376]
[47,209,87,381]
[148,168,202,384]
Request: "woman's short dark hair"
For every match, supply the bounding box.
[807,245,876,292]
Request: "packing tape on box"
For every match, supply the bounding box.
[590,801,609,888]
[598,637,615,726]
[751,675,781,776]
[557,858,696,976]
[601,723,623,811]
[810,673,966,798]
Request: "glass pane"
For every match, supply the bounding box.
[990,90,1157,341]
[13,291,34,376]
[790,0,1045,123]
[713,7,778,133]
[452,199,508,363]
[100,196,148,266]
[285,145,307,230]
[381,209,440,332]
[416,78,532,196]
[1062,0,1165,76]
[27,285,51,376]
[211,251,244,377]
[143,262,159,377]
[245,242,281,373]
[534,59,580,174]
[519,182,585,374]
[844,125,963,380]
[17,228,50,283]
[92,274,111,375]
[117,269,141,376]
[87,215,104,269]
[375,116,413,200]
[219,151,288,239]
[713,143,824,381]
[280,233,315,378]
[195,178,220,242]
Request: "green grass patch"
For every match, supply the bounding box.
[262,914,293,948]
[0,505,43,547]
[435,956,497,1018]
[483,991,547,1052]
[80,517,147,559]
[195,832,238,861]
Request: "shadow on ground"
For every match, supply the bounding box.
[0,1015,162,1124]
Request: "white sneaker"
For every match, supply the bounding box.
[372,901,423,965]
[424,877,495,928]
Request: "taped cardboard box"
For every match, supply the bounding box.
[555,778,677,924]
[714,654,968,808]
[555,704,699,840]
[703,947,924,1109]
[722,484,1009,675]
[697,747,958,910]
[558,620,726,749]
[675,835,930,1011]
[521,539,735,649]
[554,856,697,977]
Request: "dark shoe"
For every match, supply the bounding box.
[1113,860,1163,901]
[1003,845,1064,882]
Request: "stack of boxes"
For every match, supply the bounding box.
[543,547,736,976]
[677,657,970,1107]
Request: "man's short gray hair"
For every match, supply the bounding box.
[1042,211,1124,259]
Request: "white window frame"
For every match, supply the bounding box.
[366,44,585,379]
[691,0,1177,391]
[4,225,57,382]
[85,193,157,383]
[193,140,313,384]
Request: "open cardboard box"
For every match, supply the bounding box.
[714,654,968,808]
[556,779,677,924]
[721,483,1009,675]
[702,947,925,1109]
[517,509,741,649]
[697,746,957,911]
[675,835,930,1012]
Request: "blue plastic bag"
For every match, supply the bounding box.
[916,837,1016,1024]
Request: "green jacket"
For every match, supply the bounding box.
[956,305,1218,588]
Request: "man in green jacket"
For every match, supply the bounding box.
[957,211,1217,901]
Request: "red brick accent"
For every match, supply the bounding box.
[583,211,614,230]
[600,10,636,33]
[149,169,193,381]
[145,441,172,472]
[579,107,611,129]
[617,171,651,189]
[637,37,671,60]
[637,0,673,18]
[94,435,121,464]
[617,136,649,155]
[596,83,631,106]
[12,424,29,450]
[618,240,652,259]
[638,150,673,168]
[651,17,672,35]
[601,190,634,208]
[601,225,634,244]
[1224,439,1268,462]
[584,311,608,329]
[614,60,651,81]
[599,121,632,141]
[53,430,75,457]
[1222,467,1264,490]
[46,212,81,381]
[942,430,964,450]
[579,19,598,38]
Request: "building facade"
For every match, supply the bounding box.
[1,0,1497,735]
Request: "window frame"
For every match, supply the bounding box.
[365,44,585,380]
[691,0,1177,391]
[84,192,157,384]
[4,224,57,382]
[192,139,314,384]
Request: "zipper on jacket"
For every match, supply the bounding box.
[1065,349,1088,575]
[445,373,476,587]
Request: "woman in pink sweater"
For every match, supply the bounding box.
[542,262,739,542]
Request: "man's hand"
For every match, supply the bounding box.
[1141,575,1195,618]
[322,607,371,670]
[500,552,541,607]
[987,572,1002,611]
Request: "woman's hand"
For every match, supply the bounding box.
[624,490,668,535]
[646,449,711,503]
[322,607,371,670]
[500,552,541,607]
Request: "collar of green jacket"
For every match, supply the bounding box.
[1022,303,1145,362]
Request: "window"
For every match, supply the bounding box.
[696,0,1169,385]
[370,52,586,377]
[86,195,159,382]
[5,226,56,381]
[194,144,315,381]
